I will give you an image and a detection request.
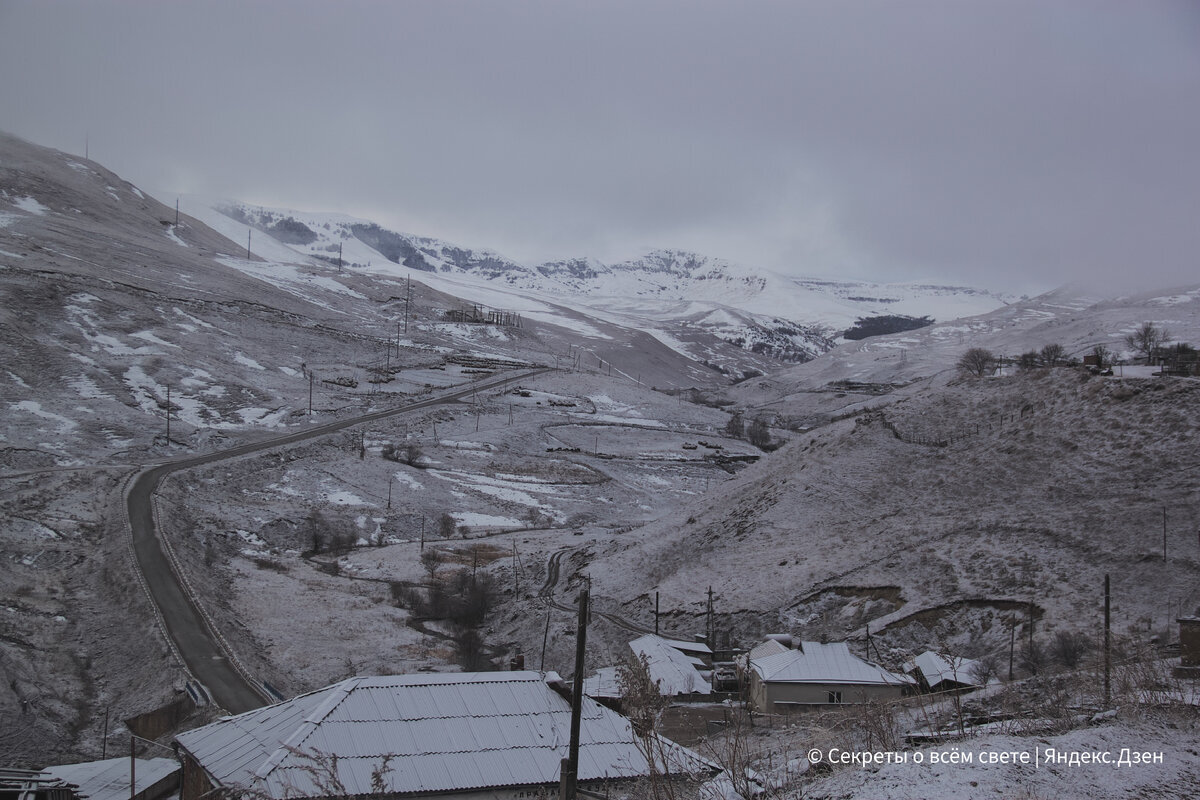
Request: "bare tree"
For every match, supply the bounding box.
[439,513,457,539]
[1125,321,1172,363]
[1091,343,1112,369]
[1040,342,1066,367]
[957,347,996,378]
[724,409,744,439]
[420,548,442,581]
[747,417,771,449]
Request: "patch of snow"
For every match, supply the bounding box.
[234,352,266,370]
[392,471,425,490]
[131,331,179,348]
[68,375,110,400]
[236,529,268,548]
[13,196,48,215]
[451,512,525,529]
[11,401,77,433]
[165,225,189,247]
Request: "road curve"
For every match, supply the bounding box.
[127,368,549,713]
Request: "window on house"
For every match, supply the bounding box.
[827,690,842,704]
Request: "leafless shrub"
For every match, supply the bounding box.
[251,556,288,573]
[1049,630,1092,668]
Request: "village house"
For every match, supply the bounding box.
[747,641,913,712]
[174,671,712,800]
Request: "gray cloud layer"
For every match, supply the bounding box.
[2,1,1197,293]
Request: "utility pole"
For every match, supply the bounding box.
[655,591,660,635]
[1028,601,1035,674]
[387,476,393,509]
[337,241,343,272]
[1163,507,1168,561]
[707,586,715,650]
[175,197,179,226]
[1008,625,1015,681]
[560,588,589,800]
[308,372,314,416]
[404,276,412,333]
[164,383,170,446]
[1104,573,1111,706]
[247,228,251,259]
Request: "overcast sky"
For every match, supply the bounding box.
[2,1,1197,293]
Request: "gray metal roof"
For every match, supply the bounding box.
[176,671,711,797]
[629,635,711,696]
[41,758,179,800]
[904,651,994,689]
[751,642,913,686]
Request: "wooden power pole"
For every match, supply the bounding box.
[1104,573,1111,706]
[560,588,589,800]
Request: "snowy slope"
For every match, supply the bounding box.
[743,282,1200,406]
[191,199,1015,368]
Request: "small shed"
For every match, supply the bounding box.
[748,642,913,712]
[584,634,712,701]
[903,651,996,693]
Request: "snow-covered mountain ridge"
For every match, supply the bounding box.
[198,200,1016,364]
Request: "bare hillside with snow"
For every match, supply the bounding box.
[578,369,1200,664]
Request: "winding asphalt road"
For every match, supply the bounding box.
[127,368,549,713]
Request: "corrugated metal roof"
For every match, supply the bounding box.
[176,671,712,797]
[629,635,711,696]
[657,638,712,655]
[747,639,789,661]
[904,651,992,689]
[42,758,178,800]
[582,666,622,699]
[751,642,913,686]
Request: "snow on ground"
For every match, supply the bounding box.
[522,310,611,338]
[325,490,369,506]
[10,400,78,433]
[67,375,110,400]
[803,722,1200,800]
[452,511,525,529]
[130,331,178,348]
[13,196,49,215]
[164,225,188,247]
[233,351,265,370]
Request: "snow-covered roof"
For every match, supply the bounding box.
[42,758,179,800]
[751,642,913,687]
[630,635,712,695]
[748,638,790,661]
[175,671,711,797]
[657,637,712,656]
[582,666,622,699]
[904,651,993,689]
